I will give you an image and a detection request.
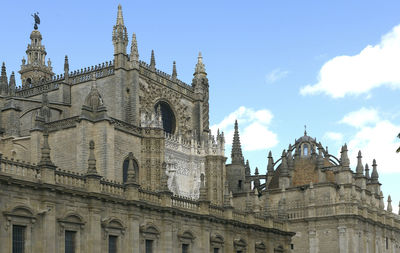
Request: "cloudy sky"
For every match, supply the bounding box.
[1,0,400,213]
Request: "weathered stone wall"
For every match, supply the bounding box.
[0,168,293,253]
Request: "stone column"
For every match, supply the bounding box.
[338,226,348,253]
[161,218,174,251]
[87,206,102,253]
[41,202,56,253]
[309,229,318,253]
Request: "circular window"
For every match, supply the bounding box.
[154,101,176,134]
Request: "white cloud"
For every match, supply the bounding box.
[210,106,278,152]
[338,108,400,174]
[301,24,400,98]
[265,68,289,83]
[347,120,400,174]
[324,132,343,143]
[339,107,380,128]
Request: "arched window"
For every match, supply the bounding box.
[303,144,309,157]
[154,101,176,134]
[122,153,139,183]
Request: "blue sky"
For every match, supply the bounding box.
[1,0,400,213]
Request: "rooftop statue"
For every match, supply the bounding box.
[32,12,40,30]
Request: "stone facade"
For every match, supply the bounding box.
[227,126,400,253]
[0,5,293,253]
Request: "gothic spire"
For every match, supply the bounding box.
[231,120,244,164]
[0,62,8,95]
[130,32,139,64]
[387,195,393,212]
[150,50,156,70]
[39,128,55,167]
[245,159,250,176]
[340,144,350,169]
[280,150,289,177]
[199,173,208,201]
[116,4,124,25]
[112,4,128,68]
[8,71,16,96]
[371,159,379,183]
[64,55,69,73]
[365,163,370,179]
[194,52,206,76]
[223,181,231,207]
[172,61,177,80]
[356,150,364,176]
[267,151,274,174]
[317,147,324,169]
[87,140,98,175]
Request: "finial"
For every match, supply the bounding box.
[116,5,124,26]
[172,61,177,80]
[194,51,206,75]
[340,144,350,168]
[365,163,370,179]
[160,161,169,191]
[39,127,55,167]
[64,55,69,72]
[9,71,16,96]
[199,173,207,201]
[387,195,393,212]
[371,159,379,183]
[150,50,156,70]
[267,151,274,174]
[223,181,231,207]
[255,167,259,175]
[245,159,250,176]
[304,125,307,136]
[130,33,139,62]
[356,150,364,176]
[280,150,289,177]
[1,62,7,83]
[87,140,98,174]
[398,201,400,215]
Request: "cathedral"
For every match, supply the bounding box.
[0,4,399,253]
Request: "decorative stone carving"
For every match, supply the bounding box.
[139,79,193,137]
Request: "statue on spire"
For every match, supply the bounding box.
[32,12,40,30]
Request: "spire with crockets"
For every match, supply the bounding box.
[112,4,128,68]
[231,120,244,164]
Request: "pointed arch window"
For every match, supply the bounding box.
[154,101,176,134]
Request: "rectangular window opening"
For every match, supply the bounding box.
[182,243,189,253]
[109,235,118,253]
[386,237,389,250]
[65,231,76,253]
[145,239,153,253]
[213,248,219,253]
[291,243,294,250]
[12,225,26,253]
